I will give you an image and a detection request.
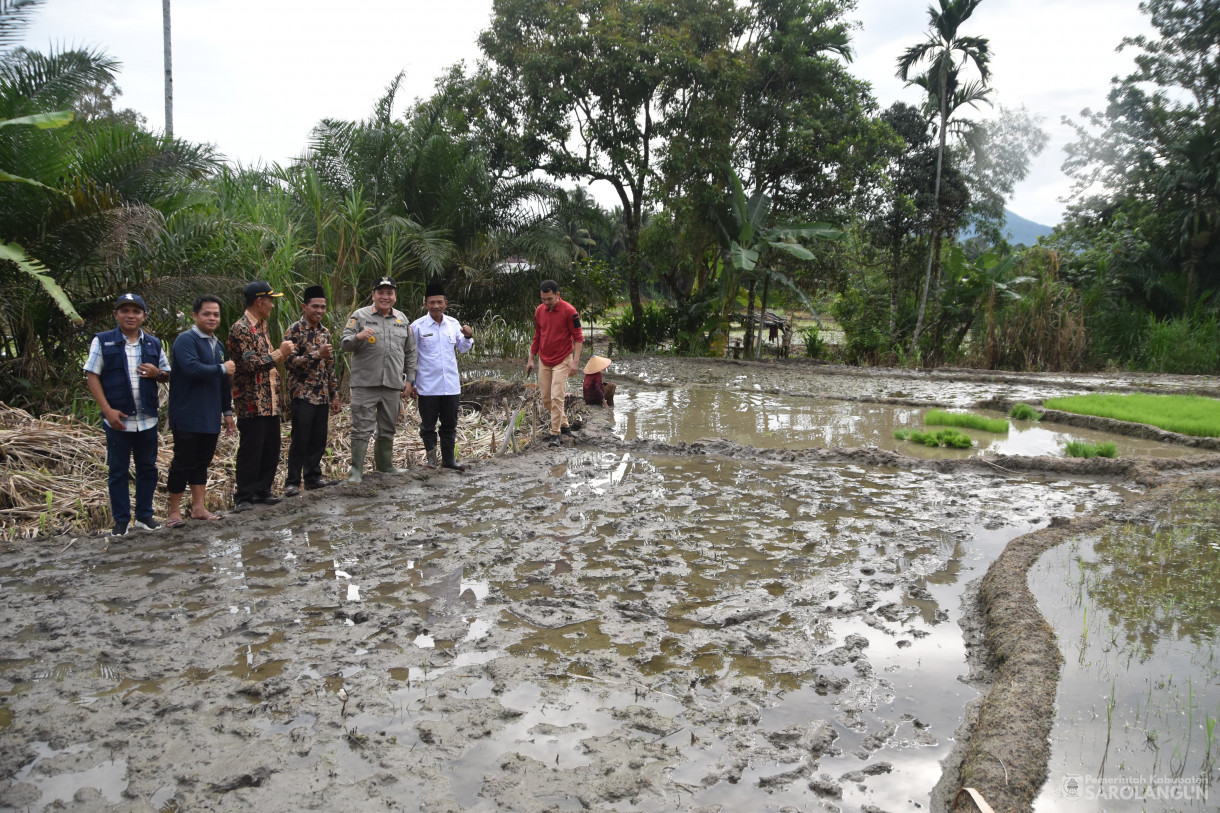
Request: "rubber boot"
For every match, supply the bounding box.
[373,438,408,474]
[441,441,466,472]
[424,446,438,469]
[347,439,368,484]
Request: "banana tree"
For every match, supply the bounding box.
[714,167,843,356]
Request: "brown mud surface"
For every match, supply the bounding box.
[3,358,1220,812]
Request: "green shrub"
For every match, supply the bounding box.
[1064,440,1118,459]
[1140,315,1220,374]
[606,303,674,351]
[831,285,890,364]
[467,315,533,360]
[925,410,1009,433]
[801,327,826,359]
[1009,403,1041,421]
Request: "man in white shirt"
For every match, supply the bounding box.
[409,282,473,471]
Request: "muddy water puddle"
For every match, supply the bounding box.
[324,454,1120,810]
[1031,490,1220,810]
[612,387,1192,458]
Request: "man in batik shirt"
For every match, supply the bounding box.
[228,281,294,512]
[283,285,340,496]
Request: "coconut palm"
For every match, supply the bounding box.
[896,0,992,352]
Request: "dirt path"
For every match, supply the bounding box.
[3,359,1218,812]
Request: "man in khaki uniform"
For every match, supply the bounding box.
[340,277,417,482]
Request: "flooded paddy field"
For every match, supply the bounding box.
[611,388,1191,460]
[3,358,1220,813]
[1031,489,1220,811]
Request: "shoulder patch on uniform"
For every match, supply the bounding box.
[347,318,357,326]
[572,315,581,329]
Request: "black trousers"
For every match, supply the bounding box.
[167,431,220,493]
[286,399,330,486]
[418,394,459,450]
[235,415,281,502]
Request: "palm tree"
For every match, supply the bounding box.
[896,0,991,353]
[162,0,172,136]
[0,46,217,408]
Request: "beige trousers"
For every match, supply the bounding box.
[538,354,572,434]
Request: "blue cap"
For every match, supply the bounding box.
[114,293,147,311]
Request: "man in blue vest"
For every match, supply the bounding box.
[83,293,171,537]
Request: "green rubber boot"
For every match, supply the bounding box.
[347,439,368,484]
[373,438,408,474]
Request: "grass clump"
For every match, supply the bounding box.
[1064,440,1118,459]
[895,428,974,449]
[1009,402,1041,421]
[925,409,1009,433]
[1044,393,1220,438]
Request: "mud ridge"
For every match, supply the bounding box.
[612,434,1220,484]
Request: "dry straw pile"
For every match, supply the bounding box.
[1,380,555,541]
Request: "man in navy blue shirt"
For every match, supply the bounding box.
[165,295,236,527]
[84,293,170,537]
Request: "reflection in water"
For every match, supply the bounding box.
[613,388,1193,458]
[1032,489,1220,811]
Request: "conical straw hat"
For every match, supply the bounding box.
[583,355,612,374]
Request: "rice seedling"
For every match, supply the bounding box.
[1064,440,1119,459]
[1205,713,1217,771]
[893,428,974,449]
[924,410,1009,433]
[1009,402,1041,421]
[1044,393,1220,438]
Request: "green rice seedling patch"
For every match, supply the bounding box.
[1008,402,1041,421]
[925,410,1009,433]
[1043,393,1220,438]
[1063,440,1118,459]
[894,428,974,449]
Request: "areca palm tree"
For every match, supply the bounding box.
[897,0,991,353]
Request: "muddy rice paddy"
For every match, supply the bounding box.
[4,357,1220,812]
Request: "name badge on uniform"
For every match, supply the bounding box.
[421,332,434,338]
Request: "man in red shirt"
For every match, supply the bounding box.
[526,280,583,446]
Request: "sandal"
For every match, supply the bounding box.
[189,511,224,521]
[165,517,186,529]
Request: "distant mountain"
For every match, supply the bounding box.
[1002,209,1054,246]
[961,209,1055,246]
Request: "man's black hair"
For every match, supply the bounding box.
[540,280,560,294]
[193,294,222,314]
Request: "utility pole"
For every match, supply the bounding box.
[162,0,172,136]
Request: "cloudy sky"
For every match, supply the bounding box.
[19,0,1153,226]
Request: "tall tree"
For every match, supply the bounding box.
[896,0,991,352]
[1061,0,1220,319]
[477,0,745,340]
